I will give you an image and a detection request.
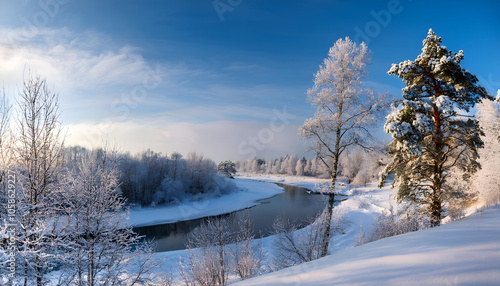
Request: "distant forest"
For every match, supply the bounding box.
[64,146,237,206]
[236,147,389,186]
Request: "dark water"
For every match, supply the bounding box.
[133,183,328,252]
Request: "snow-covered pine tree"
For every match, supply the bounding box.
[299,37,389,256]
[380,29,492,226]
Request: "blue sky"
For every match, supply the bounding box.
[0,0,499,162]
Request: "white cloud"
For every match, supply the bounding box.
[1,27,310,160]
[0,28,163,93]
[0,27,214,124]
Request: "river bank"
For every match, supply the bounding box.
[127,178,284,227]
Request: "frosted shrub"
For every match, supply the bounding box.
[271,211,335,270]
[183,215,262,285]
[214,175,238,196]
[152,177,185,205]
[183,216,235,286]
[230,217,263,280]
[366,208,430,243]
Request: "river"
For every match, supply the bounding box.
[133,183,328,252]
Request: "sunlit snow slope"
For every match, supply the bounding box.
[235,206,500,286]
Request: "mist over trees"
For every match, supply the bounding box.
[236,155,328,178]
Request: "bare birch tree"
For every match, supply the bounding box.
[15,73,65,286]
[299,37,388,257]
[61,147,160,286]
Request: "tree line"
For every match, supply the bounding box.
[65,147,237,207]
[236,147,389,186]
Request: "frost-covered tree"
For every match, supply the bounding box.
[299,37,388,256]
[365,208,431,244]
[15,73,65,286]
[182,215,262,285]
[279,155,297,175]
[340,149,363,183]
[183,216,236,286]
[474,92,500,205]
[380,29,491,226]
[340,147,387,186]
[270,158,281,174]
[295,157,306,176]
[61,148,158,285]
[218,160,237,179]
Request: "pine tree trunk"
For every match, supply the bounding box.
[430,162,443,227]
[430,186,442,227]
[431,105,444,227]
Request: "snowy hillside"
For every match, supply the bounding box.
[234,206,500,286]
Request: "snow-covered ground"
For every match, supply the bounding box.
[149,175,499,285]
[146,175,400,283]
[234,205,500,286]
[128,178,284,227]
[45,174,498,285]
[236,173,332,191]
